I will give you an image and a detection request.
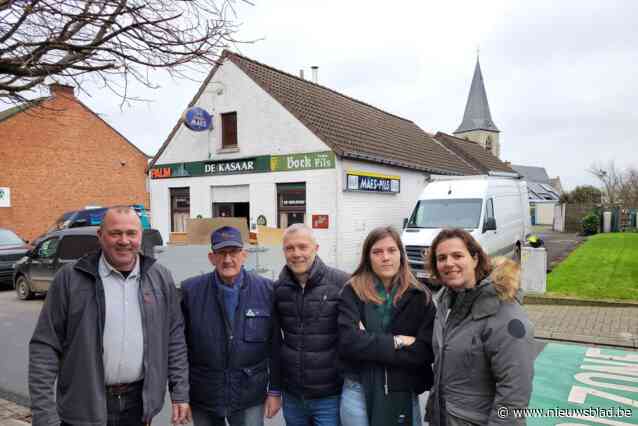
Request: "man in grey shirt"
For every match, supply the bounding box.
[29,206,190,426]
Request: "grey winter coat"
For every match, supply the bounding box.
[426,275,534,425]
[29,251,189,426]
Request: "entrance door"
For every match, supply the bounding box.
[212,202,250,228]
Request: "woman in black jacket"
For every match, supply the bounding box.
[338,226,435,426]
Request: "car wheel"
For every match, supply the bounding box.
[16,276,33,300]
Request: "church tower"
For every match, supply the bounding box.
[453,57,501,157]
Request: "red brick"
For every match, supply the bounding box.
[0,86,149,241]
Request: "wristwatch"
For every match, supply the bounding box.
[393,335,405,350]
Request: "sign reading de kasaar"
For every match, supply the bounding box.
[150,151,335,179]
[345,170,400,193]
[528,343,637,426]
[0,187,10,207]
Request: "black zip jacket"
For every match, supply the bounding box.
[272,256,349,399]
[338,283,436,395]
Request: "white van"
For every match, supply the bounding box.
[401,175,531,283]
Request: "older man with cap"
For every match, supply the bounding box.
[180,226,282,426]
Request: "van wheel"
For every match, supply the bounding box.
[16,276,33,300]
[514,244,522,263]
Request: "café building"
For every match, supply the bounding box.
[149,50,510,271]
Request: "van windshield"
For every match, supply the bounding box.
[407,199,483,229]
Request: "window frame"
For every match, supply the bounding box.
[221,111,238,148]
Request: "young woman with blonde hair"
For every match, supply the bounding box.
[338,226,435,426]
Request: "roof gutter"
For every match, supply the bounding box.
[488,171,521,178]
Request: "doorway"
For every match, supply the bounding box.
[212,202,250,228]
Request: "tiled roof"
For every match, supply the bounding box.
[152,51,477,175]
[433,132,516,174]
[511,165,551,183]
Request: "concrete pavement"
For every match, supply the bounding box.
[0,398,29,426]
[525,303,638,349]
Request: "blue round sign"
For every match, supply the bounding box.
[183,107,212,131]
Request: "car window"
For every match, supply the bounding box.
[408,199,483,229]
[0,229,23,246]
[57,235,100,260]
[484,198,496,225]
[37,238,60,259]
[73,209,107,227]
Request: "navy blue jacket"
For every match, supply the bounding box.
[181,268,278,416]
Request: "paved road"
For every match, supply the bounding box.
[0,289,41,406]
[535,228,585,271]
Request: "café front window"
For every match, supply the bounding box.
[170,187,190,232]
[277,183,306,228]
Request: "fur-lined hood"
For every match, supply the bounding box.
[488,257,523,303]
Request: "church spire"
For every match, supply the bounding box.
[454,57,499,134]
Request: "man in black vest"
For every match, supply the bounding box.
[272,224,349,426]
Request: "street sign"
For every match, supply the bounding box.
[0,187,10,207]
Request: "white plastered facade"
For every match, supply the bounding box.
[150,59,429,271]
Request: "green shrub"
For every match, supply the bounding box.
[581,212,599,235]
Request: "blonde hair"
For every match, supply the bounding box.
[490,257,520,301]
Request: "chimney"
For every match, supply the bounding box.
[311,66,318,83]
[49,83,75,97]
[299,69,305,79]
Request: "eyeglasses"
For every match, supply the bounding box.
[213,248,243,258]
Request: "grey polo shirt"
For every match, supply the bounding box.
[99,254,144,386]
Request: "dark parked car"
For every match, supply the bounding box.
[0,228,30,288]
[13,226,164,300]
[46,204,151,234]
[13,227,100,300]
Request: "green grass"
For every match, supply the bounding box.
[547,233,638,300]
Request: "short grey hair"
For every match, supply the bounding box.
[282,223,317,245]
[100,206,139,230]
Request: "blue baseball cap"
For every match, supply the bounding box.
[211,226,243,251]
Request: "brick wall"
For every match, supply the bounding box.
[0,85,149,241]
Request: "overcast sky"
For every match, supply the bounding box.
[73,0,638,191]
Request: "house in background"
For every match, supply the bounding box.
[511,164,561,226]
[0,84,149,241]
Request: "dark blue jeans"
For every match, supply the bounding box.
[282,392,340,426]
[105,382,144,426]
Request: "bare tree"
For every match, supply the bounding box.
[0,0,251,105]
[618,167,638,207]
[588,161,638,206]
